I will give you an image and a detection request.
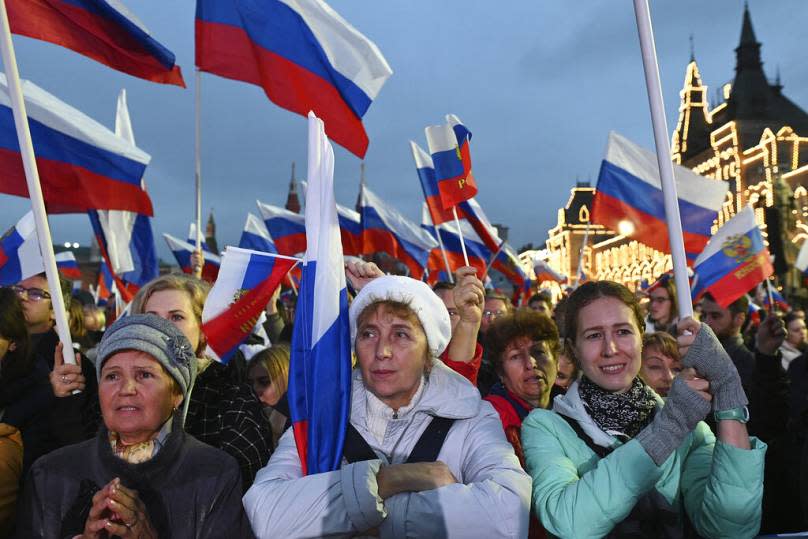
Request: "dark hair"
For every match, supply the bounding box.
[528,293,551,307]
[651,276,678,321]
[703,292,748,317]
[432,281,455,293]
[784,311,803,327]
[0,287,31,386]
[642,332,680,362]
[486,310,560,375]
[564,281,645,354]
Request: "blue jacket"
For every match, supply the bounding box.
[521,381,766,539]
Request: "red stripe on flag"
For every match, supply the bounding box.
[196,20,369,158]
[202,257,295,361]
[699,251,773,308]
[0,149,153,215]
[591,191,708,262]
[272,233,307,258]
[292,420,309,476]
[438,142,477,210]
[8,0,185,87]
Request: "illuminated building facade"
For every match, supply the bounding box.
[546,5,808,296]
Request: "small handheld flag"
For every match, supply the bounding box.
[425,115,478,211]
[0,212,40,285]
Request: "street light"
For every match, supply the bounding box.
[618,220,635,236]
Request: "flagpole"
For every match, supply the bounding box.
[451,206,470,266]
[194,68,202,250]
[483,239,507,280]
[428,215,454,284]
[633,0,693,319]
[765,278,775,314]
[0,0,76,364]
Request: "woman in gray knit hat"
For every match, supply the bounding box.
[16,314,254,538]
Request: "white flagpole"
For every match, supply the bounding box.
[633,0,693,319]
[0,0,76,364]
[194,69,202,250]
[483,239,507,280]
[765,278,775,313]
[429,216,454,284]
[451,206,470,266]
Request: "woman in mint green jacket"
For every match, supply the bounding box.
[521,281,766,539]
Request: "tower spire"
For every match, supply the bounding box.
[285,161,301,213]
[355,161,366,213]
[689,33,695,62]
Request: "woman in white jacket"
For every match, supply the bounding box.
[243,276,531,538]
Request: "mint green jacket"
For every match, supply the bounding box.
[521,382,766,539]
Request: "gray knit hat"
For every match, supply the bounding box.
[96,314,197,422]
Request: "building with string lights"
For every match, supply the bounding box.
[544,5,808,299]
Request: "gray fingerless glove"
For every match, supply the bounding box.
[635,378,711,465]
[681,322,748,412]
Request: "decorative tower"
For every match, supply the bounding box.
[355,161,365,213]
[671,39,711,164]
[285,162,301,214]
[205,210,218,253]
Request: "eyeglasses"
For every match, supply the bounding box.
[11,285,51,301]
[483,309,507,319]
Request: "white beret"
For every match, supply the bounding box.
[349,275,451,358]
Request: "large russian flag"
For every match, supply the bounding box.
[425,114,477,210]
[411,140,453,226]
[421,204,489,276]
[691,206,773,308]
[195,0,392,158]
[163,233,220,283]
[360,185,438,279]
[288,112,352,475]
[202,246,296,363]
[0,212,42,285]
[0,74,152,214]
[239,213,277,254]
[592,132,728,263]
[8,0,185,87]
[257,200,307,256]
[336,203,362,256]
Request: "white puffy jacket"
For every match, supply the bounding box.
[243,360,531,538]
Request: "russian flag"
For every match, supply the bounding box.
[288,112,352,475]
[493,243,530,297]
[8,0,185,87]
[55,251,81,280]
[691,206,774,308]
[420,204,488,276]
[195,0,392,158]
[796,239,808,286]
[336,203,362,256]
[163,233,220,283]
[425,114,478,210]
[360,185,438,280]
[239,213,277,254]
[763,287,790,312]
[411,140,453,226]
[592,132,728,263]
[747,300,762,327]
[462,198,502,253]
[95,261,114,303]
[87,89,158,288]
[257,201,307,256]
[533,259,567,284]
[202,246,296,363]
[0,212,42,285]
[0,74,153,215]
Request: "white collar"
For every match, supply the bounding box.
[364,376,426,444]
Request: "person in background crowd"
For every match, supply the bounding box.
[244,276,530,539]
[10,274,95,472]
[639,332,682,397]
[483,309,559,539]
[645,275,677,334]
[481,290,513,335]
[16,315,253,538]
[261,286,286,344]
[780,311,806,371]
[67,298,95,353]
[522,281,766,538]
[81,303,106,347]
[527,293,552,316]
[484,310,560,463]
[247,345,290,448]
[554,348,577,392]
[0,288,28,536]
[431,266,485,385]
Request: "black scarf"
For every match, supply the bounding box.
[578,376,657,440]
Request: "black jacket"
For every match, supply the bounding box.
[15,414,254,538]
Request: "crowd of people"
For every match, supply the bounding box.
[0,258,806,537]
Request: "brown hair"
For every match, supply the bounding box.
[250,345,291,396]
[563,281,645,357]
[486,310,559,375]
[130,274,210,324]
[68,299,87,339]
[652,277,678,321]
[642,332,680,362]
